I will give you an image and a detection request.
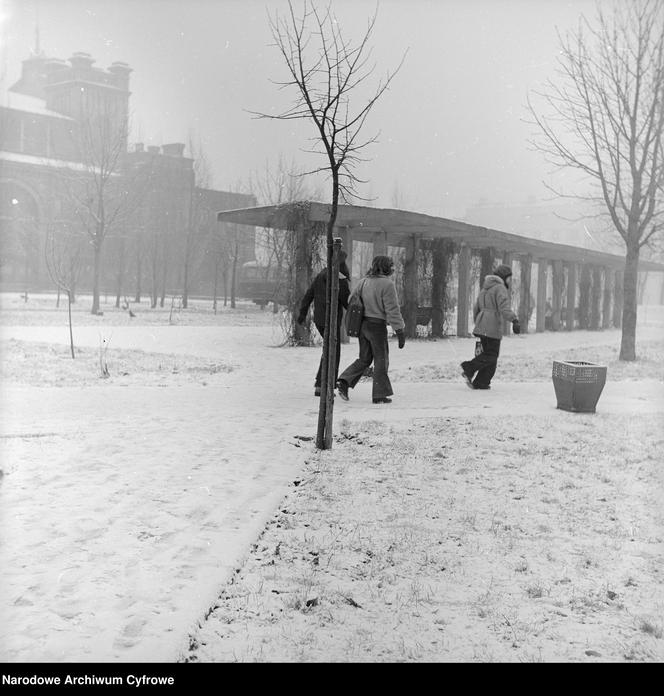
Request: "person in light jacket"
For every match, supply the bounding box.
[461,264,520,390]
[336,255,405,404]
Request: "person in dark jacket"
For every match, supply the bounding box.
[336,255,406,404]
[297,251,351,396]
[461,264,520,390]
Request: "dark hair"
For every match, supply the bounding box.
[368,255,394,277]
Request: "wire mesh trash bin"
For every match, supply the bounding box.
[552,360,607,413]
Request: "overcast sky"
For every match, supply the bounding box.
[2,0,598,217]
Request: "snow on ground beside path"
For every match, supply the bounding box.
[189,413,664,663]
[1,294,663,662]
[0,385,310,662]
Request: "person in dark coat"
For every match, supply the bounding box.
[297,251,351,396]
[461,264,520,390]
[336,255,406,404]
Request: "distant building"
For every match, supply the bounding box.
[0,49,255,299]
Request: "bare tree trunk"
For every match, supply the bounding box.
[160,285,166,308]
[230,244,238,309]
[212,259,219,314]
[320,236,341,450]
[317,190,340,450]
[151,244,158,309]
[430,239,450,337]
[619,243,639,361]
[182,253,189,309]
[67,290,75,359]
[23,252,30,302]
[91,241,102,314]
[134,249,142,302]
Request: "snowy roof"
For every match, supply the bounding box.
[0,91,73,120]
[217,202,664,272]
[0,150,93,172]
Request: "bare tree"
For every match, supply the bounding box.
[225,222,242,309]
[249,156,324,327]
[44,220,84,359]
[259,0,405,448]
[181,136,211,309]
[58,98,144,315]
[527,0,664,360]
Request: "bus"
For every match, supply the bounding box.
[237,260,290,307]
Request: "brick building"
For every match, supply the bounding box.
[0,49,255,302]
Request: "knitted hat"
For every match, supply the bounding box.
[494,264,513,281]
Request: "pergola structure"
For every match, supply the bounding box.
[218,201,664,338]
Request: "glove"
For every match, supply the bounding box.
[512,319,521,335]
[297,313,307,326]
[396,329,406,349]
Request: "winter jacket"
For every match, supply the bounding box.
[355,274,405,332]
[472,274,517,339]
[299,269,350,327]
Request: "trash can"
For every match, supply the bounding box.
[552,360,607,413]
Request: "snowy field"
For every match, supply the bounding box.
[0,292,662,662]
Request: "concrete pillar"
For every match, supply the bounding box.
[502,252,514,335]
[337,226,352,344]
[372,229,387,256]
[480,247,495,287]
[578,264,592,329]
[293,222,313,345]
[536,259,547,333]
[566,262,577,331]
[613,270,623,328]
[403,234,419,338]
[591,265,602,330]
[457,244,471,337]
[518,254,533,333]
[431,238,453,338]
[551,260,564,331]
[337,227,353,279]
[602,267,613,329]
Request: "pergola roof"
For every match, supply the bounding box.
[218,201,664,272]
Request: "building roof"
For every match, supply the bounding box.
[217,201,664,272]
[1,90,74,119]
[0,150,96,172]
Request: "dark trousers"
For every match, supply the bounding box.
[338,317,393,400]
[465,335,501,388]
[314,320,342,388]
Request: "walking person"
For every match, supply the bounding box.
[336,255,405,404]
[461,264,521,390]
[297,251,351,396]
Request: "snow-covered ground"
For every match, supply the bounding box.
[0,293,662,662]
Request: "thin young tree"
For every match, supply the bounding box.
[259,0,405,448]
[181,135,211,309]
[527,0,664,360]
[44,221,84,359]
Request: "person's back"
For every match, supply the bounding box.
[337,255,405,404]
[462,264,520,390]
[360,275,404,332]
[473,273,517,339]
